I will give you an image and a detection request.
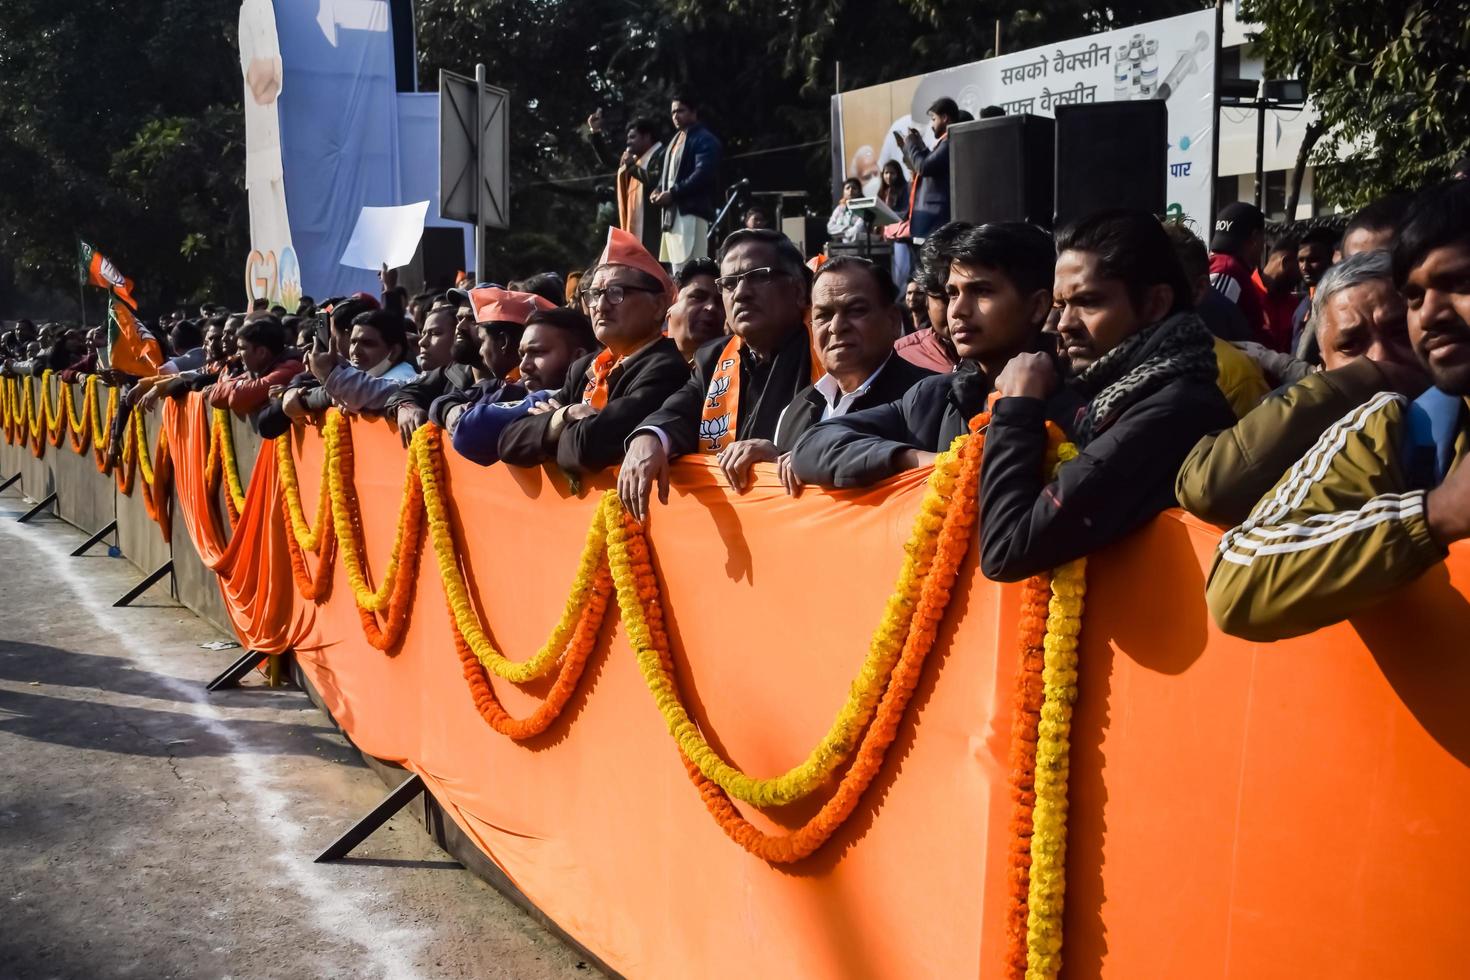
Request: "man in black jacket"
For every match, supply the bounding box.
[385,302,483,446]
[497,228,689,476]
[587,110,665,258]
[619,228,814,522]
[771,257,932,493]
[790,222,1058,488]
[979,210,1235,582]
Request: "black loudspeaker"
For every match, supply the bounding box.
[948,115,1056,228]
[1053,101,1168,227]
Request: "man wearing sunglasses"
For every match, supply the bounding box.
[619,228,816,522]
[498,228,689,476]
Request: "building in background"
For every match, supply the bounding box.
[1215,1,1324,221]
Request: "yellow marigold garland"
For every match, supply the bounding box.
[278,422,333,552]
[328,411,421,613]
[65,378,90,434]
[607,441,960,809]
[26,375,45,444]
[414,422,611,684]
[1024,440,1087,980]
[212,408,247,512]
[134,409,159,486]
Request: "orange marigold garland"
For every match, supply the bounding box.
[93,383,118,472]
[416,430,616,740]
[605,415,987,864]
[282,490,338,601]
[328,414,424,650]
[1003,572,1052,977]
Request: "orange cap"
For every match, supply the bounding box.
[469,287,555,326]
[597,227,675,302]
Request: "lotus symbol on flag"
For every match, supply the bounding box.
[98,255,126,290]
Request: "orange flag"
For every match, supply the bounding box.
[79,240,137,310]
[107,297,163,376]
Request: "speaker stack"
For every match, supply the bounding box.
[948,100,1168,229]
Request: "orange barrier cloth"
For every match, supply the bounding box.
[121,393,1470,977]
[163,397,313,654]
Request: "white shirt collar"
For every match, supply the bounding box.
[813,354,891,420]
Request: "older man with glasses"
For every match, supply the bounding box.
[619,227,818,522]
[497,228,689,476]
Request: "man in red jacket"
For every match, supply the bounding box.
[1209,201,1268,343]
[207,316,303,416]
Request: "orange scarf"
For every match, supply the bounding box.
[697,327,823,454]
[697,335,742,453]
[582,348,618,410]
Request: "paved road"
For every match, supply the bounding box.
[0,488,595,980]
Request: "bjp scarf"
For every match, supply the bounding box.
[697,335,743,453]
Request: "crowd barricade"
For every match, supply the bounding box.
[3,376,1469,979]
[50,380,113,534]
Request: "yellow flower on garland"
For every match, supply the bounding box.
[212,408,247,511]
[26,374,44,442]
[602,442,967,809]
[414,423,610,684]
[278,421,334,552]
[1024,438,1086,980]
[329,411,419,612]
[133,409,164,485]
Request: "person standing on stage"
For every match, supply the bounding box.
[587,110,666,258]
[649,95,723,266]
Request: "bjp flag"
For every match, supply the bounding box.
[79,240,137,310]
[107,297,163,376]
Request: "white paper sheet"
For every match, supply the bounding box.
[339,200,430,271]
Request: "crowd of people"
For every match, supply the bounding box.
[5,90,1469,645]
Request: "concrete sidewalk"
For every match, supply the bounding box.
[0,489,595,980]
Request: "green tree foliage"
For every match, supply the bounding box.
[417,0,1203,277]
[0,0,246,316]
[0,0,1206,312]
[1242,0,1470,208]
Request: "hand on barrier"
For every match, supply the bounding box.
[396,403,428,448]
[716,438,778,494]
[618,433,669,526]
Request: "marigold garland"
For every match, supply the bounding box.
[417,428,616,739]
[329,412,422,615]
[1022,439,1086,980]
[601,434,957,810]
[278,423,333,553]
[40,371,66,448]
[92,381,117,472]
[25,375,45,455]
[282,488,338,601]
[213,408,247,513]
[609,419,986,862]
[415,422,614,685]
[64,381,93,453]
[1003,572,1052,978]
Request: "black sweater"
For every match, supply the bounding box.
[498,337,689,475]
[979,378,1236,581]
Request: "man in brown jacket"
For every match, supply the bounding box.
[1207,181,1470,640]
[1177,250,1426,526]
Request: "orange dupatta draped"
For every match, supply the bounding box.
[163,396,314,654]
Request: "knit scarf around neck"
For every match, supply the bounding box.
[1067,310,1217,445]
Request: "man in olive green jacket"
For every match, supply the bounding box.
[1206,181,1470,640]
[1177,251,1426,526]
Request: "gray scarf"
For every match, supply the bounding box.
[1067,311,1217,446]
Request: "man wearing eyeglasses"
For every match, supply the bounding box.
[498,228,689,476]
[619,228,817,522]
